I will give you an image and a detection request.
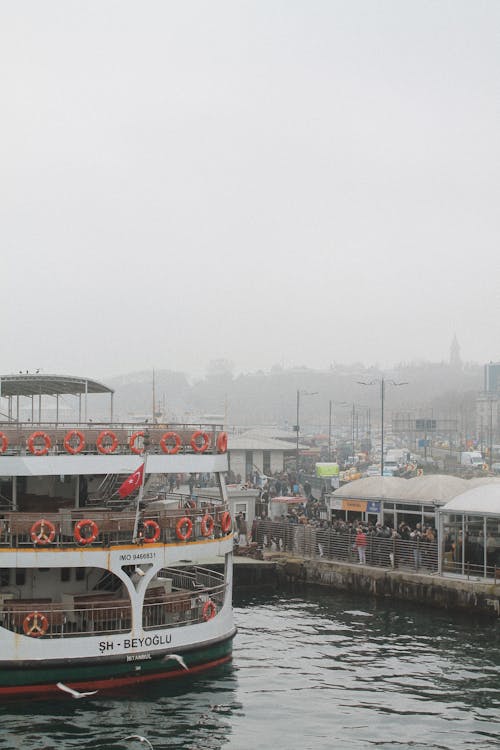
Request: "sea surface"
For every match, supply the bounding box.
[1,589,500,750]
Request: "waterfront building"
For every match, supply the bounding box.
[329,475,500,531]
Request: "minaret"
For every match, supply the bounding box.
[450,334,462,368]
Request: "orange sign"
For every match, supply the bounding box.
[342,499,367,512]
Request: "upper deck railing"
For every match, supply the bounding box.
[0,499,233,549]
[0,422,227,457]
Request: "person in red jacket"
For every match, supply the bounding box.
[355,526,367,564]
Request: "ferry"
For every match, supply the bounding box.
[0,373,235,698]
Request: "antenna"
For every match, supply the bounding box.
[152,368,156,424]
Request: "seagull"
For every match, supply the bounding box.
[56,682,99,699]
[123,736,154,749]
[163,653,188,671]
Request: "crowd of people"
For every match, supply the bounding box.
[224,469,440,572]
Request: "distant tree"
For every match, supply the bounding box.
[206,359,234,379]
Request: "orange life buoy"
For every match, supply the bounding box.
[129,431,144,455]
[160,432,182,454]
[141,519,161,543]
[191,430,210,453]
[74,519,99,545]
[220,511,232,534]
[176,516,193,541]
[216,432,228,453]
[23,611,49,638]
[30,519,56,545]
[96,430,118,454]
[64,430,86,455]
[202,600,216,621]
[27,431,51,456]
[201,514,214,537]
[0,432,9,454]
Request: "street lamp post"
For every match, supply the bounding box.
[295,389,318,480]
[488,396,495,471]
[358,377,408,476]
[328,400,348,461]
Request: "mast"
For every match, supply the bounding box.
[132,431,149,541]
[152,368,156,423]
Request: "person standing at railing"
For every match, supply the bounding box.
[354,526,367,565]
[410,526,422,569]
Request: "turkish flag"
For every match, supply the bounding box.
[118,464,145,499]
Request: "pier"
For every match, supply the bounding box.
[233,553,500,617]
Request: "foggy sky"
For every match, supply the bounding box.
[1,1,499,381]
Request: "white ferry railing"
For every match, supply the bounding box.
[143,567,226,631]
[0,500,232,549]
[0,568,226,639]
[0,423,226,456]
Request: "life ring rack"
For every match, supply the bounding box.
[64,430,86,455]
[74,519,99,545]
[160,432,182,454]
[96,430,118,454]
[220,511,232,534]
[30,519,56,546]
[201,514,214,537]
[129,431,145,455]
[216,432,228,453]
[23,611,49,638]
[202,600,216,621]
[27,431,51,456]
[176,516,193,541]
[190,430,210,453]
[142,519,161,543]
[0,432,9,454]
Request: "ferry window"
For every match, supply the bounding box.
[61,568,71,582]
[75,568,85,581]
[0,569,10,586]
[15,570,25,586]
[263,451,271,474]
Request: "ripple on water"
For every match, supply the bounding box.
[1,591,500,749]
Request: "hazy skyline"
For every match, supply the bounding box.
[2,1,499,381]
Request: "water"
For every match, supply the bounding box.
[1,590,500,749]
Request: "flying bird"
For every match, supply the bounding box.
[123,736,154,749]
[56,682,99,699]
[163,653,188,671]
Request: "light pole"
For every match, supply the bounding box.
[328,400,348,461]
[488,396,496,470]
[358,377,408,476]
[295,389,318,480]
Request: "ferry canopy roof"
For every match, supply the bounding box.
[331,476,408,500]
[441,483,500,515]
[332,474,500,506]
[0,374,113,398]
[404,475,468,502]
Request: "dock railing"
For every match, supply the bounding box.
[254,520,439,574]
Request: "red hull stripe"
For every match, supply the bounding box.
[0,654,232,698]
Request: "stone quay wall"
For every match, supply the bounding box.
[233,555,500,617]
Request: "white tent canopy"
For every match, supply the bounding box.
[331,475,500,505]
[441,483,500,515]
